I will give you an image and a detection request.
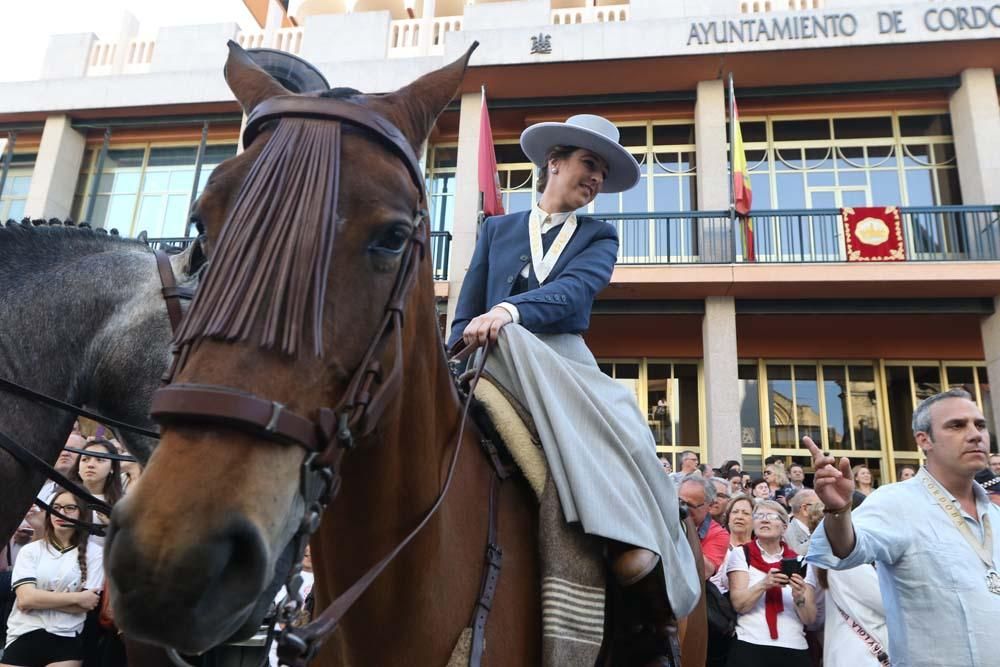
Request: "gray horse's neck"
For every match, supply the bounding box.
[0,226,173,541]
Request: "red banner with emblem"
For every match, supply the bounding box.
[841,206,906,262]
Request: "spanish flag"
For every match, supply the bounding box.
[730,77,754,260]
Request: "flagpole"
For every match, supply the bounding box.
[728,72,738,261]
[478,85,486,230]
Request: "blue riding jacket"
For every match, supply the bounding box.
[447,210,618,348]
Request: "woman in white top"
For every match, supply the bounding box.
[3,490,103,667]
[810,565,889,667]
[726,499,817,667]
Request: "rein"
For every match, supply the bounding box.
[148,96,500,665]
[0,249,192,533]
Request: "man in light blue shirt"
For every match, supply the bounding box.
[805,388,1000,667]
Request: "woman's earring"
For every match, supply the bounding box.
[551,168,557,174]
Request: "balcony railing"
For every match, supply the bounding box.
[594,206,1000,265]
[551,3,630,25]
[387,16,461,58]
[146,230,453,281]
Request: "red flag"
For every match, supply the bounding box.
[478,89,504,217]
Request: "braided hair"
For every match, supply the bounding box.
[44,490,92,590]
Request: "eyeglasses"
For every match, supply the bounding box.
[682,500,706,510]
[51,504,80,513]
[753,512,785,523]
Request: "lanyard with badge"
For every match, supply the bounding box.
[921,473,1000,594]
[528,210,577,284]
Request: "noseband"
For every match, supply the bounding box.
[148,97,444,665]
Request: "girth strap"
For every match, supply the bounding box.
[469,467,504,666]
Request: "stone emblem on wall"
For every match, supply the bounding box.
[530,33,552,54]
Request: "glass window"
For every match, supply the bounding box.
[767,364,796,448]
[849,365,881,451]
[739,364,761,448]
[739,110,960,245]
[794,365,822,444]
[602,359,702,455]
[822,365,849,448]
[75,142,239,236]
[833,116,894,140]
[0,153,35,221]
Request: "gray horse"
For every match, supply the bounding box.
[0,221,205,543]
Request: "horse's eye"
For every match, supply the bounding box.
[370,224,412,255]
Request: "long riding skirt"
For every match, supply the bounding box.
[484,324,701,616]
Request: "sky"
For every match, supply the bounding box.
[0,0,258,82]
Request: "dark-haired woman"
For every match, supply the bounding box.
[70,439,123,667]
[3,490,103,667]
[448,114,700,664]
[70,440,122,546]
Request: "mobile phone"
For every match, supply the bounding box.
[780,557,803,577]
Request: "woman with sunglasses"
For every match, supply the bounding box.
[726,499,816,666]
[3,490,102,667]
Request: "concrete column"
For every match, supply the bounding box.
[959,70,1000,429]
[950,68,1000,206]
[703,296,741,466]
[445,92,483,333]
[981,296,1000,435]
[24,115,86,220]
[694,79,732,262]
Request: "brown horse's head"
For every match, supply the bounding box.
[105,42,474,653]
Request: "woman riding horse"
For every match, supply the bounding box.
[449,114,701,665]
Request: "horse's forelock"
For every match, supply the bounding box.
[176,115,342,359]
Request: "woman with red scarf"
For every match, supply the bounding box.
[726,499,817,666]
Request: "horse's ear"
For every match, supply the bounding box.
[137,230,148,245]
[224,40,291,115]
[382,42,478,153]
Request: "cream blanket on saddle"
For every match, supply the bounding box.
[462,374,607,667]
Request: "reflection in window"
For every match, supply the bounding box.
[739,364,761,448]
[886,365,918,452]
[599,359,701,456]
[0,153,36,221]
[74,143,238,236]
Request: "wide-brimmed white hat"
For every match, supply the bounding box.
[520,114,640,194]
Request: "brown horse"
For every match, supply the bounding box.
[105,43,705,666]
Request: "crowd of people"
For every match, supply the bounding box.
[2,421,316,667]
[1,422,135,667]
[671,387,1000,667]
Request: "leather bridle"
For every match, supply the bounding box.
[148,96,487,666]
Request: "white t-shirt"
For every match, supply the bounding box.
[812,564,889,667]
[726,544,811,650]
[6,539,105,646]
[709,545,733,594]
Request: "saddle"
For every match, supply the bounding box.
[460,369,680,667]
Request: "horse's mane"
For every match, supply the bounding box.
[0,220,150,278]
[176,114,342,358]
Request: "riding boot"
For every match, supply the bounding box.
[612,548,681,667]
